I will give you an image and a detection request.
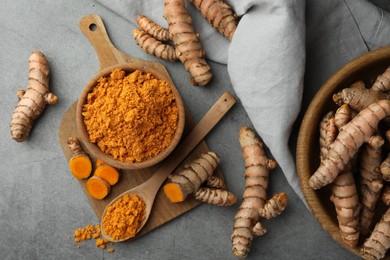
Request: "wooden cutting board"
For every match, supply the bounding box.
[58,14,226,237]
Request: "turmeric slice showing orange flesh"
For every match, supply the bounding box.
[69,154,92,179]
[94,165,120,186]
[86,176,111,200]
[163,183,185,203]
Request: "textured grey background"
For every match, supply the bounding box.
[0,1,389,259]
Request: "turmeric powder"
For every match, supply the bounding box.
[72,224,112,251]
[82,69,179,163]
[73,224,101,242]
[102,194,146,241]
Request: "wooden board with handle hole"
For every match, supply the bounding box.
[58,14,235,237]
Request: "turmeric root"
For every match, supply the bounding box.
[194,187,237,206]
[164,0,212,86]
[380,152,390,181]
[133,28,178,62]
[333,81,390,111]
[372,65,390,92]
[381,155,390,181]
[252,222,267,237]
[188,0,237,40]
[86,176,111,200]
[10,51,58,142]
[67,137,92,179]
[206,175,226,189]
[136,15,170,42]
[330,164,361,247]
[382,186,390,206]
[360,135,385,235]
[361,207,390,260]
[319,110,361,247]
[94,164,120,186]
[258,192,288,220]
[231,127,277,258]
[319,111,334,161]
[334,104,352,130]
[309,100,390,190]
[163,151,220,203]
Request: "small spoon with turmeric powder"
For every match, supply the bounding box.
[100,92,236,242]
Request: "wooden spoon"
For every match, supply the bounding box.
[101,92,236,242]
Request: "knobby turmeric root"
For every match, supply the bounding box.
[382,186,390,206]
[331,164,361,247]
[361,207,390,260]
[10,50,58,142]
[381,130,390,181]
[334,104,352,130]
[319,109,361,247]
[86,176,111,200]
[164,0,212,86]
[333,81,390,111]
[188,0,237,40]
[258,192,288,220]
[381,152,390,181]
[206,175,226,189]
[136,15,170,42]
[359,135,384,235]
[133,28,178,62]
[319,111,334,161]
[309,100,390,190]
[194,187,237,206]
[163,151,220,202]
[231,127,281,259]
[67,137,92,179]
[372,65,390,92]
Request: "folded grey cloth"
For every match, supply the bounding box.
[95,0,390,204]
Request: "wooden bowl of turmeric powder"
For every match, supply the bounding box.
[297,46,390,258]
[76,64,185,170]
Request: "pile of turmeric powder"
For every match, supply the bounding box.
[102,194,146,241]
[72,224,114,252]
[82,69,179,163]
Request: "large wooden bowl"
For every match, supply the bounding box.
[76,63,185,170]
[297,46,390,257]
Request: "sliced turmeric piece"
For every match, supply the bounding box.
[68,137,92,179]
[94,164,120,186]
[86,176,111,200]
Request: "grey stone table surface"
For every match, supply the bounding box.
[0,1,389,260]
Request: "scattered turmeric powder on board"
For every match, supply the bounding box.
[102,194,146,241]
[82,69,178,163]
[72,224,113,251]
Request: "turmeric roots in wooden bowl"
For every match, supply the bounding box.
[297,46,390,260]
[76,64,185,170]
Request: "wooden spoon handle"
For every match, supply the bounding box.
[79,14,128,70]
[147,92,236,193]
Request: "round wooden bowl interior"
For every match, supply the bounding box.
[76,63,185,170]
[296,46,390,257]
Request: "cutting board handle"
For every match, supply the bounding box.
[79,14,128,70]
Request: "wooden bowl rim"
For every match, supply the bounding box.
[76,63,185,170]
[296,46,390,256]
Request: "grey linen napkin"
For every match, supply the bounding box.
[95,0,390,204]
